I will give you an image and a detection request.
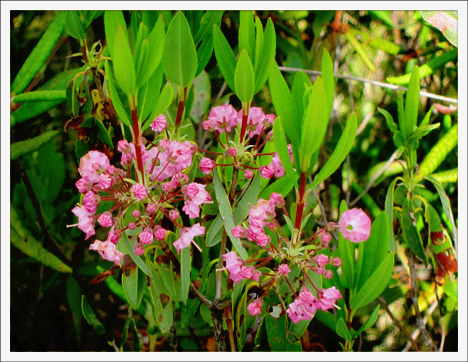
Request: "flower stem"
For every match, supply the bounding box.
[131,108,144,185]
[295,171,307,229]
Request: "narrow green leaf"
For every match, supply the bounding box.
[11,11,66,95]
[266,313,302,351]
[10,205,72,273]
[213,24,237,93]
[404,66,420,136]
[65,11,86,40]
[193,11,224,45]
[321,49,335,117]
[356,212,390,292]
[195,34,213,77]
[239,11,255,59]
[254,16,264,69]
[144,83,174,130]
[397,91,406,139]
[260,172,295,200]
[206,215,223,247]
[138,15,166,87]
[336,318,352,341]
[233,173,261,224]
[81,295,106,335]
[337,201,355,290]
[113,25,136,95]
[181,246,191,305]
[291,71,312,121]
[350,253,394,310]
[309,113,357,190]
[234,50,255,103]
[13,90,66,103]
[254,18,276,93]
[385,178,399,253]
[138,62,164,122]
[133,22,149,76]
[378,107,404,148]
[11,131,58,160]
[104,10,128,59]
[273,117,298,186]
[348,28,401,54]
[300,76,328,172]
[369,11,396,28]
[407,123,440,146]
[432,168,458,183]
[314,309,337,333]
[122,266,146,310]
[425,176,458,246]
[401,197,428,265]
[354,305,380,337]
[269,60,301,146]
[66,276,82,337]
[387,49,458,84]
[417,123,458,179]
[104,60,131,127]
[121,233,153,277]
[344,31,376,72]
[163,12,197,87]
[213,169,248,260]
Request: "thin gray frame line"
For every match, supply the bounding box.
[278,66,458,105]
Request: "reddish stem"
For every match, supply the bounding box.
[294,172,307,229]
[131,109,144,184]
[240,111,249,141]
[175,88,187,130]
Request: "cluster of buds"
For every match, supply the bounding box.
[222,192,372,323]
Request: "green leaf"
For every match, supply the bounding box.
[213,169,248,260]
[233,173,261,224]
[344,31,376,72]
[300,76,328,172]
[234,50,255,103]
[385,178,399,253]
[113,25,136,96]
[260,173,295,200]
[163,12,197,87]
[273,118,298,186]
[321,49,335,117]
[432,168,458,183]
[291,71,312,121]
[369,11,396,28]
[265,313,302,351]
[122,265,146,310]
[309,113,357,190]
[407,123,440,146]
[206,215,223,247]
[138,62,164,122]
[269,60,301,146]
[10,205,72,273]
[195,35,214,77]
[420,11,458,47]
[348,28,401,54]
[13,90,66,103]
[66,276,82,337]
[397,91,406,139]
[11,11,66,95]
[121,233,153,277]
[404,66,420,137]
[356,212,390,292]
[144,83,174,130]
[10,131,58,160]
[193,11,224,45]
[425,176,458,246]
[66,11,86,40]
[350,253,394,310]
[378,107,404,148]
[417,123,458,179]
[181,246,191,305]
[254,18,276,93]
[387,49,458,84]
[336,318,352,341]
[239,11,255,59]
[105,60,131,127]
[353,305,380,337]
[104,10,127,60]
[401,198,428,265]
[254,16,264,69]
[337,201,355,290]
[81,295,106,335]
[314,309,337,333]
[138,15,166,87]
[190,70,211,122]
[213,24,237,93]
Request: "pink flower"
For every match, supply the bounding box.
[107,165,125,178]
[128,222,136,230]
[132,210,141,218]
[148,141,195,181]
[204,105,238,133]
[71,205,95,240]
[270,153,285,177]
[287,298,316,324]
[117,140,132,154]
[269,192,285,208]
[299,287,315,303]
[169,209,180,221]
[232,225,247,238]
[238,107,266,138]
[338,209,371,243]
[134,243,145,256]
[227,147,236,156]
[278,264,291,275]
[131,183,147,201]
[199,157,216,174]
[287,144,294,163]
[89,239,123,265]
[151,114,167,132]
[259,165,275,179]
[223,251,247,284]
[244,169,253,179]
[139,227,154,244]
[255,232,271,247]
[323,270,333,279]
[97,212,113,228]
[251,270,261,281]
[315,254,329,268]
[107,228,121,244]
[247,299,263,316]
[239,266,255,279]
[163,179,179,192]
[318,287,342,311]
[330,257,342,267]
[173,223,205,253]
[76,178,93,193]
[154,225,167,241]
[99,174,113,190]
[121,153,133,167]
[78,151,110,183]
[320,232,331,247]
[157,138,170,152]
[264,113,276,127]
[182,182,212,219]
[82,191,100,214]
[146,204,156,214]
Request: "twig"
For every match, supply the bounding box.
[349,149,399,207]
[215,81,228,104]
[402,300,439,352]
[190,283,213,309]
[408,255,437,351]
[313,187,328,227]
[170,300,178,352]
[377,297,421,352]
[278,66,458,104]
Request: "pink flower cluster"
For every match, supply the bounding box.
[223,251,262,284]
[286,286,342,323]
[181,183,212,219]
[231,192,284,247]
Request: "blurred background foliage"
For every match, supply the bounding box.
[10,9,457,351]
